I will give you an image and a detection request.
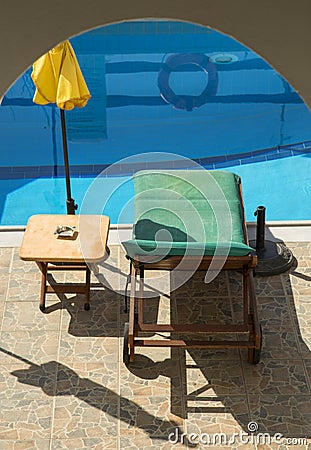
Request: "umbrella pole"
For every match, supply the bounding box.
[60,109,77,214]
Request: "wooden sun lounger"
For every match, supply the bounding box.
[122,170,261,364]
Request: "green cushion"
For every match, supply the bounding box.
[123,239,254,260]
[122,170,254,260]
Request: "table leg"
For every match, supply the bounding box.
[89,262,99,275]
[84,266,91,311]
[36,262,92,312]
[37,262,47,312]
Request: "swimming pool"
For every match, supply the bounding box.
[1,149,310,226]
[0,20,311,225]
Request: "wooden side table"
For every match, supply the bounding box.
[19,214,110,311]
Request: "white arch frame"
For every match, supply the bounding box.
[1,1,311,109]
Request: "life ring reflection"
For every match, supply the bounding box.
[157,53,218,112]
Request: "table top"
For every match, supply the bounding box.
[19,214,110,263]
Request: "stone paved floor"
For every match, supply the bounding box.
[0,242,310,449]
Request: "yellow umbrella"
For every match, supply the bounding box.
[31,40,91,214]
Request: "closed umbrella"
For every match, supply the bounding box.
[31,40,91,214]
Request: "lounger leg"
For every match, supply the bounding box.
[124,274,130,313]
[248,273,262,364]
[127,265,138,363]
[242,269,249,324]
[123,322,130,365]
[248,324,262,364]
[138,265,144,326]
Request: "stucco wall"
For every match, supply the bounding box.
[0,0,310,108]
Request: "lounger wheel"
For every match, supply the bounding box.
[248,324,262,364]
[123,322,130,365]
[84,303,90,311]
[39,304,45,312]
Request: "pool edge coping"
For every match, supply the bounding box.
[0,221,310,247]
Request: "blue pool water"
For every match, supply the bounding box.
[1,152,310,225]
[0,20,311,225]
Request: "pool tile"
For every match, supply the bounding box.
[293,315,311,358]
[254,276,287,297]
[60,291,120,337]
[174,296,233,324]
[283,270,311,296]
[184,395,250,435]
[248,394,311,436]
[171,270,229,297]
[12,249,38,270]
[184,359,246,396]
[0,440,51,449]
[6,277,42,303]
[285,242,311,258]
[256,296,294,331]
[259,328,301,360]
[290,294,311,318]
[0,330,59,365]
[0,361,57,400]
[0,247,13,268]
[51,437,117,449]
[0,398,53,440]
[243,359,309,395]
[184,343,240,361]
[2,301,61,331]
[120,430,186,449]
[120,350,181,398]
[257,441,311,449]
[0,275,10,310]
[58,332,118,364]
[119,394,183,439]
[52,395,118,439]
[55,361,118,396]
